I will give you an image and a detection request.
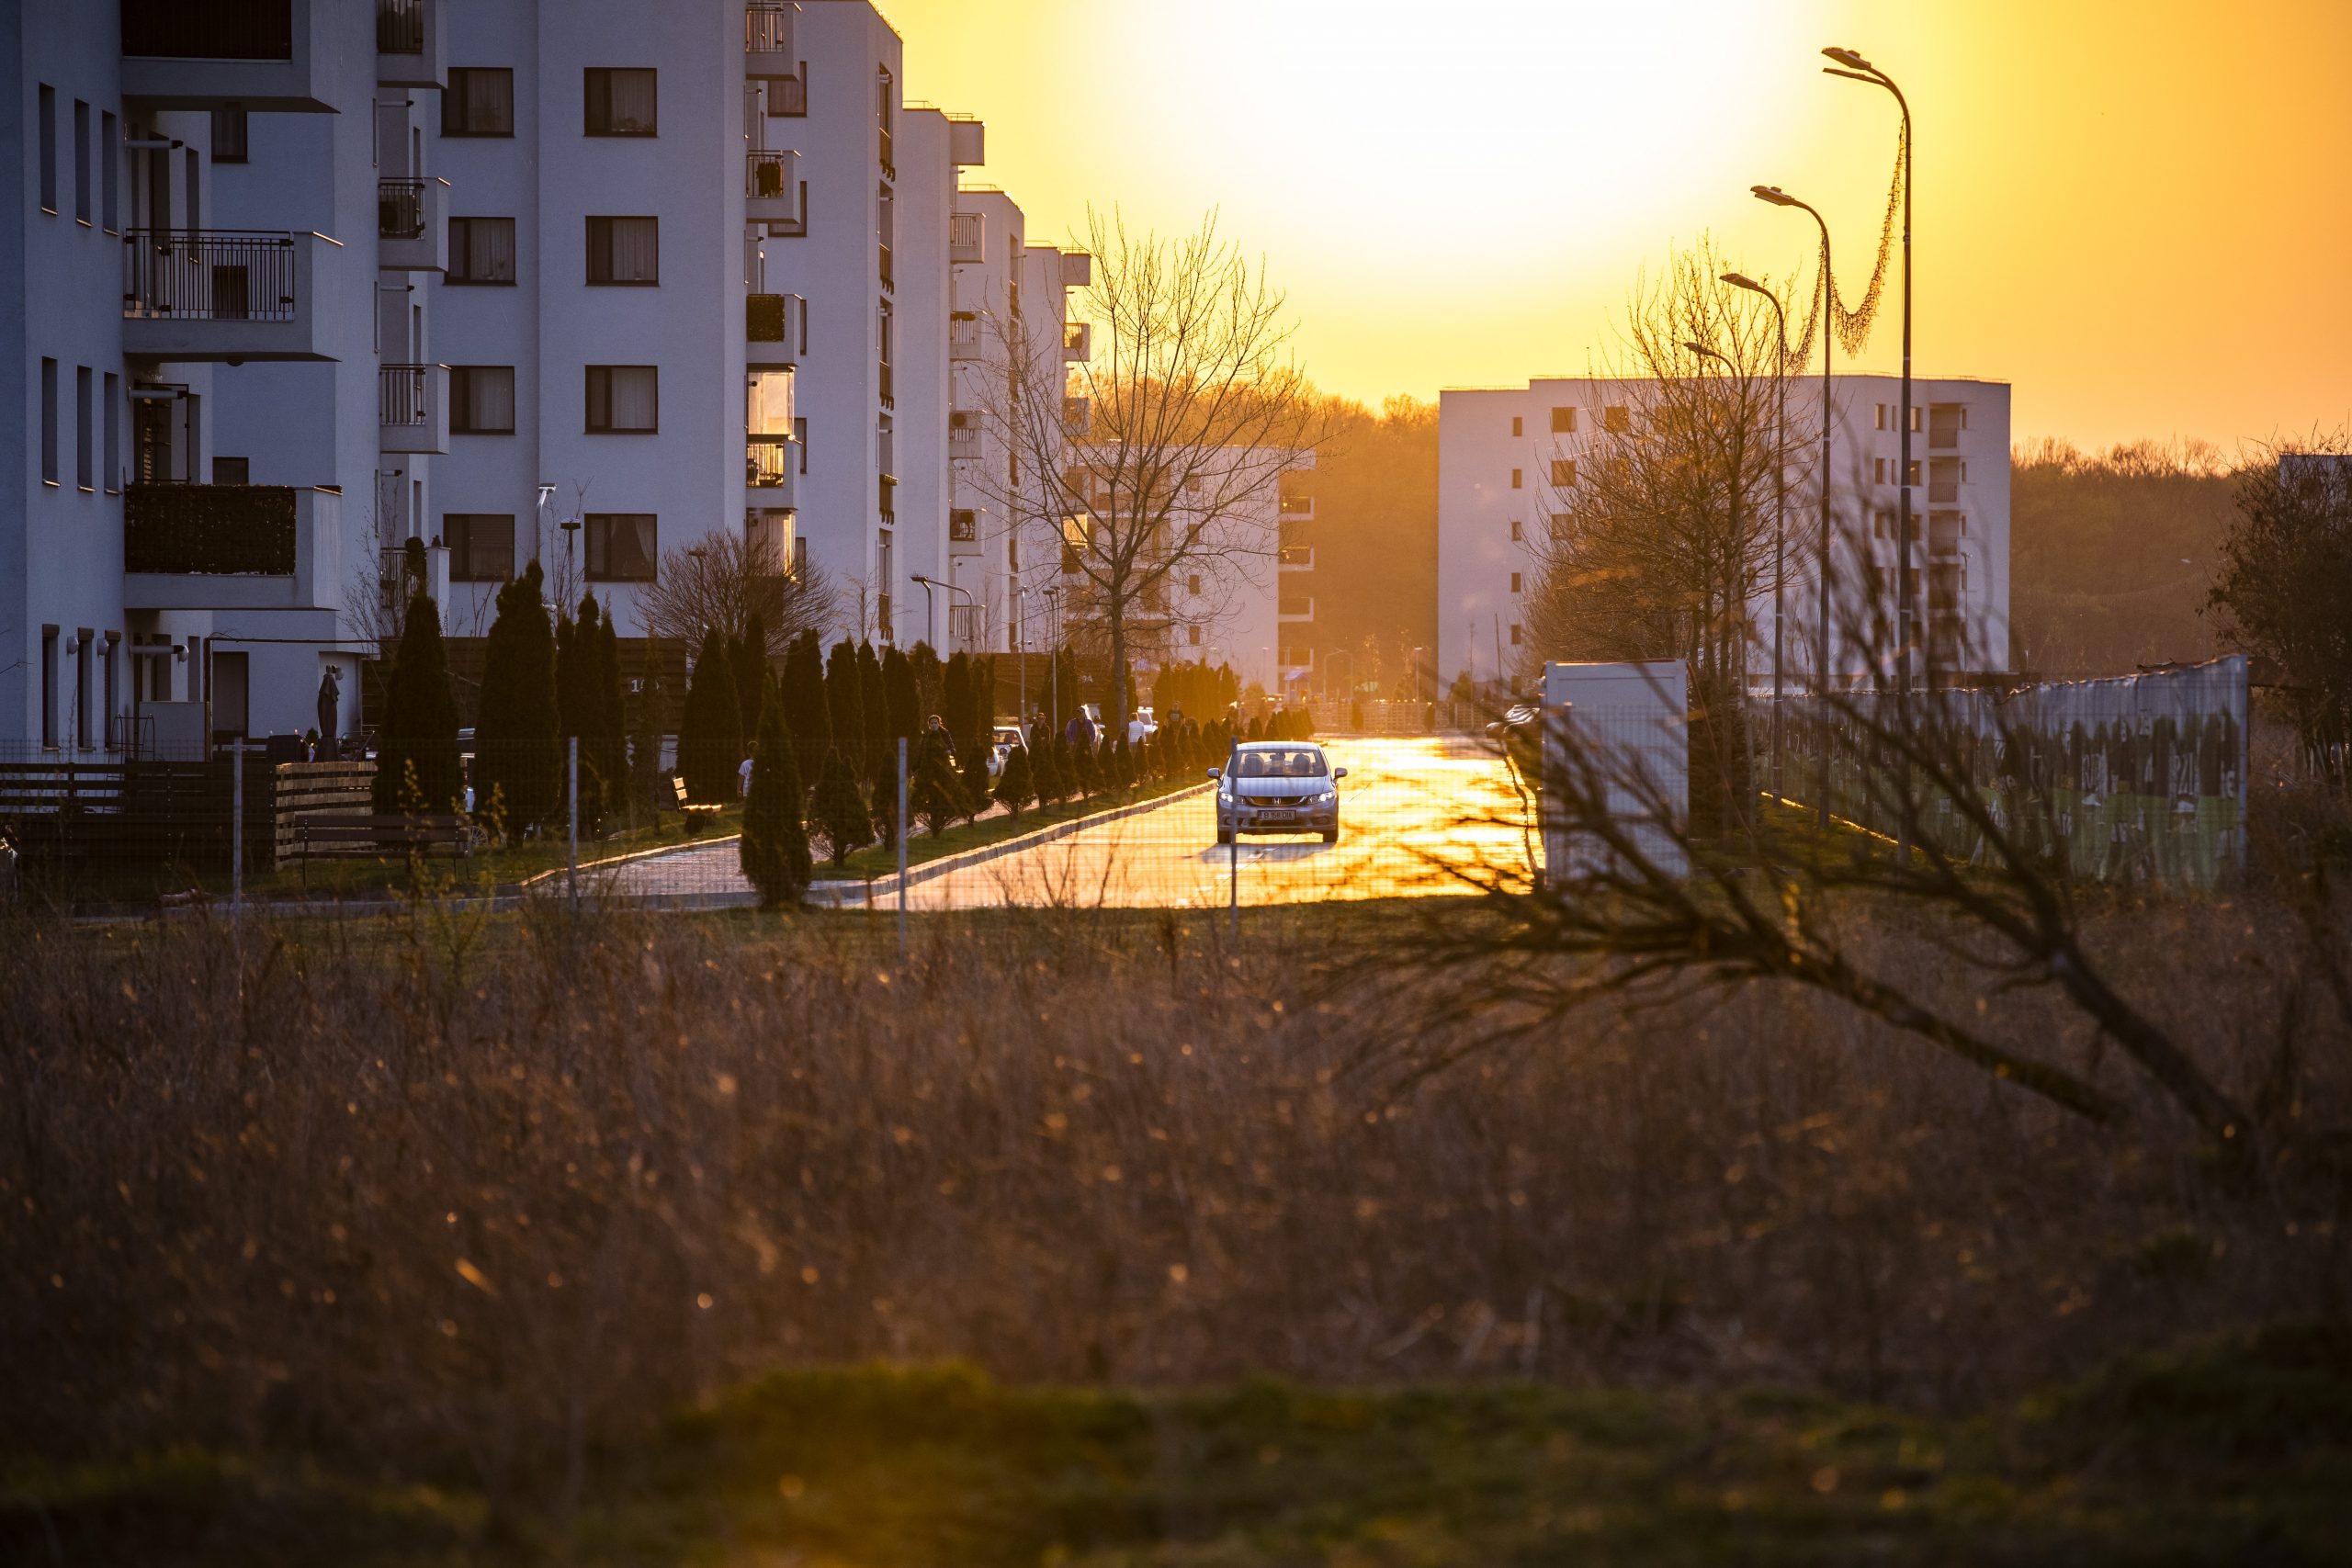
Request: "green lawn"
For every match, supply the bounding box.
[7,1325,2346,1565]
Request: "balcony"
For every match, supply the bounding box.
[119,0,335,112]
[878,474,896,524]
[746,149,804,233]
[1278,596,1315,624]
[878,124,893,178]
[1928,404,1964,450]
[1278,492,1315,521]
[878,240,893,291]
[124,483,341,612]
[1279,545,1313,570]
[745,4,797,72]
[879,360,893,409]
[1928,511,1966,557]
[379,363,448,455]
[376,0,445,88]
[949,420,980,459]
[949,603,983,648]
[1064,396,1091,437]
[1062,321,1091,362]
[747,291,803,367]
[747,436,799,503]
[950,312,984,362]
[949,210,984,265]
[121,229,339,362]
[377,176,447,272]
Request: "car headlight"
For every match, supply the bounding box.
[1314,789,1337,805]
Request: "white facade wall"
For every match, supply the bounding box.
[946,186,1022,655]
[5,0,389,752]
[1437,374,2012,692]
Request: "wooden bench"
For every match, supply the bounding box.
[673,775,725,818]
[288,812,476,861]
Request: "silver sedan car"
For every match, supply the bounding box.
[1210,742,1348,844]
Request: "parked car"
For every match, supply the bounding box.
[989,722,1027,778]
[1209,741,1348,845]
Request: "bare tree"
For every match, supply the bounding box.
[1524,238,1794,830]
[2209,433,2352,777]
[976,209,1327,730]
[636,531,836,660]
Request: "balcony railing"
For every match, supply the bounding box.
[1278,545,1313,568]
[747,292,787,343]
[125,483,298,576]
[878,240,893,290]
[1279,494,1315,518]
[379,364,430,428]
[949,604,983,646]
[122,230,297,321]
[747,436,796,489]
[878,124,893,176]
[950,313,982,360]
[878,360,893,408]
[747,148,796,198]
[1063,321,1091,360]
[745,3,794,55]
[949,210,984,264]
[878,475,896,522]
[377,0,423,52]
[122,0,292,60]
[949,421,979,458]
[378,178,425,240]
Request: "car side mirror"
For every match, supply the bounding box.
[1334,767,1349,780]
[1206,767,1221,780]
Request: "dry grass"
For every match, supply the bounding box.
[2,881,2347,1524]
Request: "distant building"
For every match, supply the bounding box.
[1436,374,2012,692]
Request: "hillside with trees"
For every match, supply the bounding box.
[1297,393,1439,697]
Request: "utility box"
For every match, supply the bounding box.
[1540,660,1689,881]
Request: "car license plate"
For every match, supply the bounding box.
[1259,811,1295,825]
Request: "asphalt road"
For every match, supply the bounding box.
[895,735,1528,910]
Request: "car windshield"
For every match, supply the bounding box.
[1232,748,1327,780]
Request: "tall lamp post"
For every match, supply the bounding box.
[1751,184,1835,829]
[910,573,973,654]
[1718,272,1791,797]
[1824,47,1911,695]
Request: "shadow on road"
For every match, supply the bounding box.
[1191,840,1337,866]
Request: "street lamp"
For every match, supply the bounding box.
[1752,182,1835,829]
[1826,46,1913,698]
[910,573,973,653]
[1720,270,1792,797]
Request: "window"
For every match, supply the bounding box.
[449,366,516,434]
[585,513,658,581]
[75,630,93,749]
[1509,518,1523,542]
[1910,406,1924,433]
[1510,468,1522,490]
[585,365,658,433]
[1509,624,1522,647]
[100,112,117,231]
[1602,405,1630,433]
[1510,571,1522,594]
[213,456,250,484]
[74,100,91,221]
[40,359,58,484]
[445,513,516,581]
[447,217,517,283]
[40,627,58,748]
[1551,406,1577,434]
[793,415,808,470]
[75,367,93,489]
[1874,403,1887,431]
[1187,625,1203,648]
[585,216,658,285]
[1187,573,1202,595]
[443,68,515,136]
[583,68,657,135]
[1550,458,1576,487]
[38,85,55,212]
[102,634,118,748]
[1510,415,1522,437]
[102,373,118,491]
[1907,459,1921,485]
[210,104,248,163]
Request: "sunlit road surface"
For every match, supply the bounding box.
[898,735,1530,911]
[594,736,1532,909]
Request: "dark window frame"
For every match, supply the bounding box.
[446,216,518,285]
[584,365,660,434]
[210,104,248,163]
[447,365,516,435]
[441,68,516,138]
[584,214,659,287]
[583,513,658,581]
[582,67,658,137]
[445,513,516,581]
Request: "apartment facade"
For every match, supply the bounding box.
[4,0,446,756]
[1436,374,2012,692]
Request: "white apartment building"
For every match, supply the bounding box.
[4,0,447,756]
[1437,374,2012,692]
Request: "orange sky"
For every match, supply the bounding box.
[886,0,2352,453]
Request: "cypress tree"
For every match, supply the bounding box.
[823,639,862,773]
[732,609,768,739]
[1033,736,1069,807]
[856,639,889,786]
[680,626,743,805]
[994,740,1035,820]
[1111,735,1135,795]
[910,727,964,836]
[628,637,668,823]
[739,702,811,906]
[555,596,605,833]
[909,640,944,729]
[591,604,628,822]
[372,590,461,814]
[810,746,872,865]
[883,644,921,751]
[1071,737,1102,800]
[473,560,561,834]
[782,631,831,780]
[943,653,972,759]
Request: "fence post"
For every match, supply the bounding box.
[230,743,244,918]
[896,737,909,960]
[568,735,580,912]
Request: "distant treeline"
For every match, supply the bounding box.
[2010,437,2236,679]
